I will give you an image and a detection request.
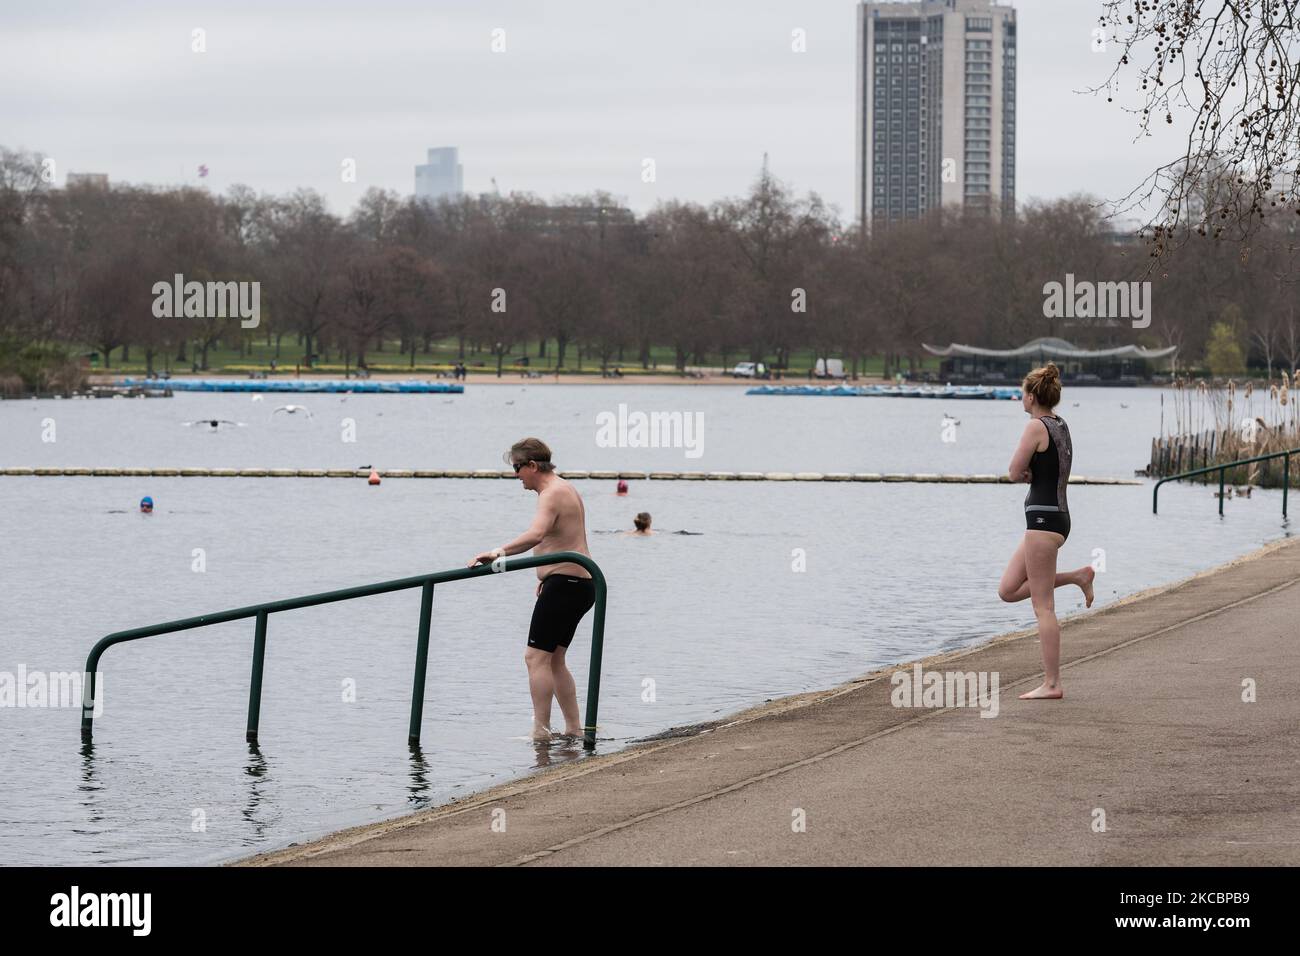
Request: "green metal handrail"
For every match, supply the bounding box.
[80,551,608,750]
[1152,448,1297,517]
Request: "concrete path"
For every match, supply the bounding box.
[238,538,1300,867]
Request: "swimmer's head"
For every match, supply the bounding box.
[1023,362,1061,411]
[634,512,651,532]
[505,437,555,488]
[139,496,154,513]
[617,479,628,494]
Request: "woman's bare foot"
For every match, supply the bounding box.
[1018,682,1064,700]
[531,723,553,742]
[1079,566,1095,608]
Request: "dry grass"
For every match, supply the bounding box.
[1153,373,1300,486]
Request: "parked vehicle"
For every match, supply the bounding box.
[731,361,768,378]
[814,358,846,379]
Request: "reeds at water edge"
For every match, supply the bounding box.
[1149,373,1300,487]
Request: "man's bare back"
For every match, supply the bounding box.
[532,478,591,580]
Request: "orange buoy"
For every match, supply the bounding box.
[368,469,381,485]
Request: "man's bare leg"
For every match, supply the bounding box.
[525,648,556,740]
[550,645,582,737]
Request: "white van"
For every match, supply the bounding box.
[814,358,845,379]
[731,362,767,378]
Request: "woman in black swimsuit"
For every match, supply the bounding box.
[997,363,1095,700]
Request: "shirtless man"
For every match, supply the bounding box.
[468,437,595,742]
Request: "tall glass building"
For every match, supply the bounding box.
[414,147,464,203]
[855,0,1016,228]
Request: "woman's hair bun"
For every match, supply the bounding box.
[1023,362,1063,408]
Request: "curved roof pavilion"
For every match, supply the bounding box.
[923,336,1177,361]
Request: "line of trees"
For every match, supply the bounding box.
[3,144,1300,387]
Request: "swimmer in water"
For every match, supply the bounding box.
[139,496,153,514]
[468,438,595,743]
[623,512,654,536]
[616,479,629,496]
[997,363,1095,701]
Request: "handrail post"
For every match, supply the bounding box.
[582,575,608,751]
[1281,453,1290,519]
[408,581,435,747]
[1218,468,1225,516]
[246,610,268,743]
[80,659,101,743]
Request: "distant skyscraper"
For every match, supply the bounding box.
[414,147,463,202]
[855,0,1016,228]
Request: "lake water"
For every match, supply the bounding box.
[0,385,1291,865]
[4,382,1173,476]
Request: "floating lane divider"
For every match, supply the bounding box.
[747,384,1022,399]
[1,467,1141,485]
[119,377,463,394]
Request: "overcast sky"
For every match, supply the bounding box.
[1,0,1184,223]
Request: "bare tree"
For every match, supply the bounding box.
[265,191,343,367]
[1097,1,1300,256]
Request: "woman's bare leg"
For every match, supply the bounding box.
[999,538,1094,607]
[1020,531,1065,699]
[997,538,1029,603]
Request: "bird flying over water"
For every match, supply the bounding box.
[271,404,312,418]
